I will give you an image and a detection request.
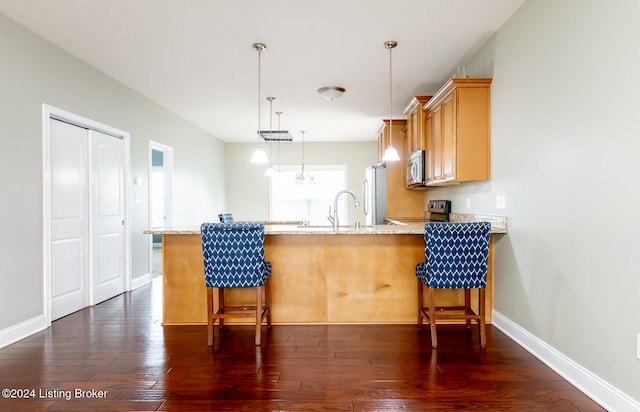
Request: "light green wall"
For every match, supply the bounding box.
[0,13,225,330]
[225,141,379,224]
[429,0,640,402]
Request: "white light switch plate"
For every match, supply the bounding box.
[636,334,640,360]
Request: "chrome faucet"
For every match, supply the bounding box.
[329,190,360,229]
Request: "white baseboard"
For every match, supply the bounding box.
[0,315,47,349]
[492,310,640,412]
[1,277,154,350]
[130,273,152,290]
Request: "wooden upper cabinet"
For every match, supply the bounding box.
[402,96,432,154]
[376,119,426,219]
[423,78,491,186]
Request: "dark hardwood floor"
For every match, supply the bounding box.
[0,278,604,411]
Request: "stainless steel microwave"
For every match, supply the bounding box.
[406,150,425,187]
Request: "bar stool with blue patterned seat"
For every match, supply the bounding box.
[201,222,271,346]
[416,221,491,348]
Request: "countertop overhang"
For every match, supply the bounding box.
[144,214,507,236]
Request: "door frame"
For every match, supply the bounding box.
[148,141,174,230]
[42,104,131,327]
[148,141,174,276]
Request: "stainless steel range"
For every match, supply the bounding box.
[427,200,451,222]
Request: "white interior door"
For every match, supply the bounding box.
[50,119,90,320]
[91,130,126,304]
[47,108,129,321]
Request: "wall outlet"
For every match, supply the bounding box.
[466,198,472,209]
[496,195,506,209]
[637,334,640,360]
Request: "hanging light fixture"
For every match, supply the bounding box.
[381,41,400,162]
[259,99,293,143]
[264,97,276,176]
[295,130,313,185]
[259,90,292,142]
[275,111,284,173]
[250,43,269,163]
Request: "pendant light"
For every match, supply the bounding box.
[264,97,276,176]
[250,43,269,164]
[381,41,400,162]
[295,130,313,185]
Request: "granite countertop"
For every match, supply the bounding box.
[264,222,427,235]
[144,223,424,235]
[144,214,507,236]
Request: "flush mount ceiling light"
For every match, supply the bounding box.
[381,41,400,162]
[317,86,346,100]
[250,42,269,164]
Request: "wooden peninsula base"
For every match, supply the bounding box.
[157,224,497,326]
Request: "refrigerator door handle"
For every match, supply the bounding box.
[362,178,369,216]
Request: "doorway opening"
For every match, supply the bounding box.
[149,141,174,278]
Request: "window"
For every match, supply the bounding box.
[270,165,347,225]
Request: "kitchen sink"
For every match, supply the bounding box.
[296,224,374,229]
[297,225,340,229]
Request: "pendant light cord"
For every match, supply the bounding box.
[250,43,268,163]
[301,131,306,176]
[267,97,274,156]
[276,111,282,171]
[257,47,262,142]
[269,98,273,137]
[381,41,399,162]
[388,43,393,146]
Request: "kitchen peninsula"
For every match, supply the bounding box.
[146,216,507,326]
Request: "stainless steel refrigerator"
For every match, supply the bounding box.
[363,165,386,226]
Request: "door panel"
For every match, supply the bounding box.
[91,130,126,304]
[441,93,456,181]
[50,119,89,320]
[51,239,84,297]
[431,105,443,181]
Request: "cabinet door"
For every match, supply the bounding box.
[406,107,418,153]
[430,104,443,182]
[441,92,456,181]
[385,122,407,217]
[377,127,387,163]
[424,110,434,182]
[418,106,428,152]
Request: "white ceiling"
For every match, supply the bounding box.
[0,0,524,143]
